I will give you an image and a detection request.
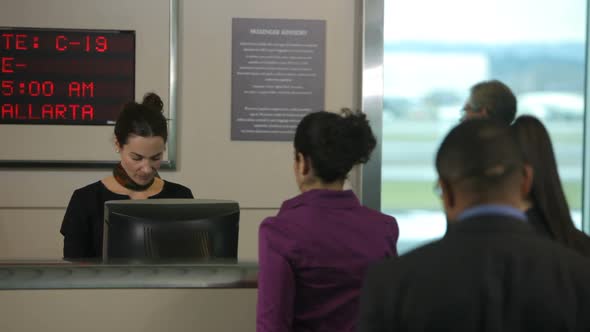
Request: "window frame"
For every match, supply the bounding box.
[360,0,590,235]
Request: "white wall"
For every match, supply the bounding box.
[0,0,361,331]
[0,0,360,259]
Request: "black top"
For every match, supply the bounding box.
[60,181,193,259]
[525,207,553,238]
[526,207,590,258]
[358,214,590,332]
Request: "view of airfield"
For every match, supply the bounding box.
[381,0,586,253]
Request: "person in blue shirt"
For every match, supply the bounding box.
[358,119,590,332]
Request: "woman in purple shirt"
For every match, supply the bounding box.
[257,109,399,332]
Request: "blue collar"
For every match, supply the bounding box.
[457,204,526,222]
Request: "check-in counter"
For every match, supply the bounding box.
[0,260,258,332]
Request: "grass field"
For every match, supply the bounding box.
[382,180,582,210]
[380,119,584,213]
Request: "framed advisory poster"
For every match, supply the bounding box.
[231,18,326,141]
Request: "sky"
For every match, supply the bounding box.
[383,53,488,97]
[384,0,587,44]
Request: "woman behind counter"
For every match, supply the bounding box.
[60,93,193,259]
[257,109,399,332]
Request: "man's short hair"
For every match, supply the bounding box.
[436,119,524,197]
[470,80,517,125]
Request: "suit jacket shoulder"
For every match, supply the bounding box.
[358,215,590,332]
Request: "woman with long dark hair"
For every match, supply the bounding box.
[512,115,590,257]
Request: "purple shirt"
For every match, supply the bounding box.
[257,189,398,332]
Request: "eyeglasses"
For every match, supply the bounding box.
[460,103,485,117]
[432,181,442,198]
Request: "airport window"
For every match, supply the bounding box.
[381,0,587,253]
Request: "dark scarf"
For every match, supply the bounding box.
[113,163,159,192]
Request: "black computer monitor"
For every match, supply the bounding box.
[103,199,239,262]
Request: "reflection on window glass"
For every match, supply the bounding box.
[382,0,587,254]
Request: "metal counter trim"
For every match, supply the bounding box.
[0,262,258,290]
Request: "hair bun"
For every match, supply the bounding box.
[341,109,376,164]
[293,109,376,183]
[142,92,164,112]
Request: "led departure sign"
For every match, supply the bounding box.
[0,28,135,125]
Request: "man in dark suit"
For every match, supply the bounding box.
[358,119,590,332]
